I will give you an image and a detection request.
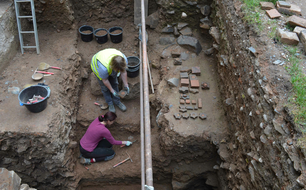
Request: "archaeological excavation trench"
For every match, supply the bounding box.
[1,0,306,189]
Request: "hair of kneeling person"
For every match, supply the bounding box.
[111,55,127,73]
[98,111,117,122]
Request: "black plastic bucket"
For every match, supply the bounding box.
[126,67,140,78]
[79,25,94,42]
[18,85,50,113]
[127,56,140,69]
[94,28,108,44]
[109,26,123,43]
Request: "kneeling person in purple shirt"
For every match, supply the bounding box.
[79,111,132,164]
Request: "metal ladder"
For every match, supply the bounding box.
[14,0,40,54]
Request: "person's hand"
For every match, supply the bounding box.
[124,86,130,95]
[126,141,132,146]
[112,91,119,97]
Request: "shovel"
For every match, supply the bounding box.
[38,62,61,71]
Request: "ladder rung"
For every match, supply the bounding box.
[23,46,37,49]
[16,0,32,2]
[20,31,35,34]
[18,16,33,19]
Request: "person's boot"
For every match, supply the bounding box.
[115,102,126,112]
[109,104,116,113]
[104,153,116,161]
[80,157,91,165]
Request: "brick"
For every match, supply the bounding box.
[171,46,182,57]
[180,99,185,104]
[190,80,200,88]
[192,100,196,105]
[266,9,281,19]
[289,4,302,16]
[260,2,275,10]
[181,78,189,86]
[192,66,201,76]
[293,26,306,34]
[276,1,291,8]
[198,98,202,108]
[276,28,299,45]
[287,15,306,28]
[174,58,182,65]
[180,72,189,78]
[179,87,189,93]
[185,99,190,104]
[300,30,306,54]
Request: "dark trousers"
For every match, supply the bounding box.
[80,139,115,162]
[97,76,120,106]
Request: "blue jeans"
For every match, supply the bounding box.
[97,76,120,106]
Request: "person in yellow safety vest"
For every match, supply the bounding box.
[91,48,129,113]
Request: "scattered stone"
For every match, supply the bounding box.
[167,78,179,87]
[299,30,306,53]
[248,47,257,56]
[180,52,189,60]
[260,2,275,10]
[177,22,188,30]
[180,66,191,73]
[179,105,186,109]
[191,100,196,105]
[173,113,181,119]
[293,26,306,34]
[179,27,193,36]
[162,25,174,33]
[250,131,256,139]
[190,112,198,119]
[273,60,284,65]
[159,37,176,45]
[179,87,189,93]
[288,4,302,16]
[145,11,159,29]
[189,74,197,81]
[180,99,185,104]
[189,88,199,94]
[167,10,175,14]
[181,12,187,18]
[204,47,214,55]
[287,139,293,145]
[182,113,189,119]
[0,168,22,190]
[276,1,291,8]
[297,173,306,186]
[171,46,182,57]
[185,99,190,104]
[186,106,193,110]
[181,95,189,99]
[277,7,296,16]
[276,28,299,45]
[225,98,234,105]
[180,72,188,79]
[287,15,306,28]
[209,27,220,44]
[200,5,211,16]
[181,78,189,86]
[201,82,210,89]
[177,35,202,55]
[179,108,187,113]
[194,106,198,110]
[185,1,197,5]
[200,19,211,29]
[8,87,20,95]
[172,58,181,65]
[192,66,201,76]
[266,9,282,19]
[174,26,180,36]
[199,113,207,120]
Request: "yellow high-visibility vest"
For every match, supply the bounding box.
[91,48,123,80]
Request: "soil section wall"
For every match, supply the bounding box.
[212,0,306,189]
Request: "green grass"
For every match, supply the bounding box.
[285,47,306,124]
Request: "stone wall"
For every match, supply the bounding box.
[212,0,306,189]
[0,4,18,73]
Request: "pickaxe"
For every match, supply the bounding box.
[113,152,133,168]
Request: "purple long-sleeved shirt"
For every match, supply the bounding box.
[80,117,122,152]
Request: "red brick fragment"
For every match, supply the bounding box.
[198,98,202,108]
[181,79,189,86]
[190,80,200,88]
[192,66,201,76]
[192,100,196,105]
[266,9,281,19]
[185,99,190,104]
[180,99,185,104]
